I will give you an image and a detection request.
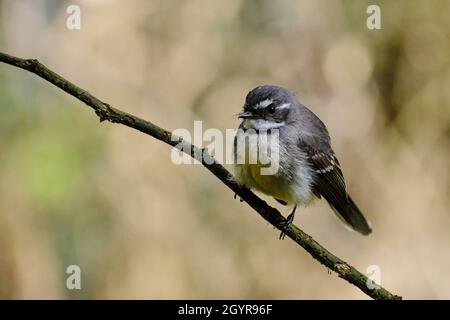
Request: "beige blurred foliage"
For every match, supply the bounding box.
[0,0,449,299]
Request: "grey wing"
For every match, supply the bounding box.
[298,135,347,205]
[299,135,372,235]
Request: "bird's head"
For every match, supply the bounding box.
[238,85,295,130]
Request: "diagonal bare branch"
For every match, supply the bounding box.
[0,51,402,300]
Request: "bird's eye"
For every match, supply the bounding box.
[267,104,276,114]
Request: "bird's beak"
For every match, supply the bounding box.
[238,111,254,119]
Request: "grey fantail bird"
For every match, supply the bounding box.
[233,85,372,239]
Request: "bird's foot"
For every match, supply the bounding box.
[234,186,250,202]
[233,193,244,202]
[279,206,297,240]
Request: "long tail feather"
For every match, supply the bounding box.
[330,195,372,235]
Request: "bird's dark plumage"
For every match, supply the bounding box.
[299,135,372,235]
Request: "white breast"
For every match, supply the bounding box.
[291,157,315,205]
[233,132,315,206]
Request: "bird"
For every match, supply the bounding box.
[233,85,372,239]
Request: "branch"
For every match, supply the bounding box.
[0,52,402,300]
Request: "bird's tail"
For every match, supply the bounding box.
[330,195,372,235]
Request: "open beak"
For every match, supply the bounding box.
[238,111,254,119]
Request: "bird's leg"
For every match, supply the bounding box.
[234,186,249,202]
[279,205,297,240]
[234,193,245,202]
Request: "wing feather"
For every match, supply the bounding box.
[298,135,371,235]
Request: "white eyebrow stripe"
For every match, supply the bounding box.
[277,102,291,109]
[255,98,273,109]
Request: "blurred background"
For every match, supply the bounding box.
[0,0,449,299]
